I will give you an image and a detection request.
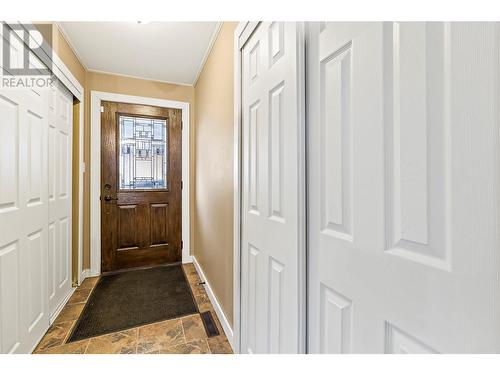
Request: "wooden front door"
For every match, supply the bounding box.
[101,101,182,272]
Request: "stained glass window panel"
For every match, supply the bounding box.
[119,115,168,190]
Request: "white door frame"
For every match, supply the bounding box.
[20,22,86,286]
[90,91,191,276]
[233,21,307,354]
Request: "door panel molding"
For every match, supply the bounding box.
[0,22,83,354]
[307,22,500,353]
[0,79,50,354]
[14,21,86,285]
[234,21,306,354]
[90,91,191,276]
[48,80,73,319]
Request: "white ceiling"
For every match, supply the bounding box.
[59,22,220,85]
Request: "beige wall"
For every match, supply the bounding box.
[35,23,86,86]
[52,25,86,86]
[34,23,86,86]
[194,22,237,325]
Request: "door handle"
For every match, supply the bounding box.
[103,195,118,202]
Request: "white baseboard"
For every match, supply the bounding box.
[49,287,76,325]
[90,267,100,278]
[80,268,91,284]
[191,256,235,351]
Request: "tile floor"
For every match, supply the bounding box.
[33,263,233,354]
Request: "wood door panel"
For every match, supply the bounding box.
[117,205,138,250]
[101,101,182,272]
[150,203,169,246]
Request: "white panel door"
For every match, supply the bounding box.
[48,80,73,319]
[0,39,50,352]
[307,22,500,353]
[241,22,305,353]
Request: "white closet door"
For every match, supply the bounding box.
[48,80,73,319]
[307,22,500,353]
[0,37,50,353]
[240,22,305,353]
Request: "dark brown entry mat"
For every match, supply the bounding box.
[67,265,198,342]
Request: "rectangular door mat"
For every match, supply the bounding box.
[67,265,198,342]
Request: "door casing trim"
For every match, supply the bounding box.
[90,90,191,276]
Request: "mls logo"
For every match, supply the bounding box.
[2,22,52,76]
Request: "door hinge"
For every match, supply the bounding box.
[181,121,183,131]
[181,180,183,190]
[100,105,104,113]
[181,240,183,250]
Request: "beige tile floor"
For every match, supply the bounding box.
[33,263,233,354]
